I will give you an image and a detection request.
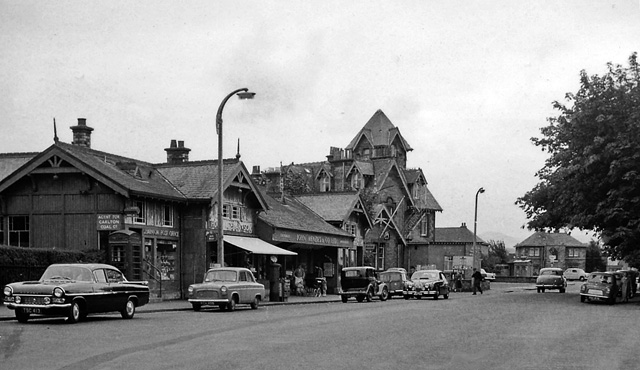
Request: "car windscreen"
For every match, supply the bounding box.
[379,273,399,282]
[40,266,94,282]
[205,270,238,282]
[411,271,438,280]
[588,274,613,284]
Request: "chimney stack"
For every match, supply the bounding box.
[70,118,94,148]
[165,139,191,164]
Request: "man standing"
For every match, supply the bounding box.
[472,268,484,295]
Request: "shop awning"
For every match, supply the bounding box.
[225,235,297,256]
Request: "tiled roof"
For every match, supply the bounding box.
[434,225,486,244]
[424,186,443,212]
[294,192,359,222]
[54,142,184,200]
[351,160,374,176]
[345,110,412,151]
[516,232,586,248]
[0,152,37,181]
[258,189,353,237]
[156,159,243,200]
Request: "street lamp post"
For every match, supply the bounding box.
[473,187,485,271]
[216,88,255,266]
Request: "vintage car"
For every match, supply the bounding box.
[563,268,588,281]
[379,269,410,297]
[3,263,149,323]
[580,272,619,304]
[339,266,389,303]
[187,267,264,311]
[481,268,496,281]
[403,269,450,300]
[536,267,567,293]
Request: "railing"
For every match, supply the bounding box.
[143,258,162,298]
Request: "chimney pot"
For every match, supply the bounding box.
[178,140,184,148]
[170,139,177,148]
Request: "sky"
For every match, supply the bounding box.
[1,1,639,246]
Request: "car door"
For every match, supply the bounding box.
[105,268,128,311]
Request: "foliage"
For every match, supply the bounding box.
[517,53,640,266]
[283,169,311,195]
[585,240,607,273]
[359,187,380,220]
[482,240,508,271]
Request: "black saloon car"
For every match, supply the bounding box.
[340,266,389,303]
[3,263,149,323]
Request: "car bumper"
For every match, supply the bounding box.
[403,290,437,296]
[536,284,565,289]
[6,303,72,316]
[340,290,367,297]
[188,298,231,305]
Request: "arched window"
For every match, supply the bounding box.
[351,171,363,189]
[320,172,331,192]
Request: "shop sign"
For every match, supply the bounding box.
[273,230,352,247]
[143,228,179,238]
[97,214,123,230]
[209,219,253,234]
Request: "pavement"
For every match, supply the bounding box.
[0,282,536,321]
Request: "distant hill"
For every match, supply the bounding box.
[479,231,521,253]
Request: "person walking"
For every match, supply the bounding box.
[621,272,630,303]
[293,264,306,296]
[472,268,484,295]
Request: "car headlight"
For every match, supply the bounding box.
[15,296,21,304]
[221,286,228,294]
[53,287,65,298]
[3,286,12,297]
[44,297,51,305]
[188,286,194,294]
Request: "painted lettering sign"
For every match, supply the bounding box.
[273,230,352,247]
[143,228,180,238]
[97,214,122,230]
[208,219,253,234]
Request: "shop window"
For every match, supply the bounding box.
[9,216,29,248]
[163,204,173,227]
[133,200,146,224]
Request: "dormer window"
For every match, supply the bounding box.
[351,171,363,190]
[362,148,370,159]
[412,184,420,199]
[319,172,331,192]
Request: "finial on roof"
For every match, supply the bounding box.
[236,138,241,160]
[53,117,59,143]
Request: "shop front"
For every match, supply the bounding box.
[142,227,181,300]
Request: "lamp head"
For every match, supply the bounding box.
[237,91,256,100]
[479,187,485,194]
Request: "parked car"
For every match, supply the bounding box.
[3,263,149,323]
[340,266,389,303]
[563,268,588,281]
[187,267,264,311]
[403,269,450,300]
[480,268,496,281]
[379,269,410,297]
[536,267,567,293]
[580,272,618,304]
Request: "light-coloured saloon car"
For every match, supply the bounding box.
[188,267,264,311]
[563,268,588,281]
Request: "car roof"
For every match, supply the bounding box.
[342,266,374,271]
[49,263,119,270]
[540,267,563,271]
[414,269,443,273]
[206,267,249,272]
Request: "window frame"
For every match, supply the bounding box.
[8,215,29,247]
[133,200,147,225]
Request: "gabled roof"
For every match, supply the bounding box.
[0,152,38,182]
[404,168,425,185]
[294,192,372,229]
[423,186,443,212]
[258,189,353,238]
[403,168,442,212]
[516,232,585,248]
[371,203,407,246]
[0,142,184,200]
[156,159,268,210]
[347,160,374,176]
[345,110,412,152]
[372,158,415,208]
[434,225,487,244]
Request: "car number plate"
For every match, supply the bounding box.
[592,291,603,296]
[23,308,42,314]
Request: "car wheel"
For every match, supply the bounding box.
[15,308,30,323]
[341,295,348,303]
[366,289,373,302]
[404,294,411,300]
[433,292,439,300]
[541,288,545,293]
[356,295,364,302]
[579,276,585,281]
[380,287,389,301]
[560,288,566,293]
[608,296,616,305]
[121,299,136,319]
[250,297,260,310]
[67,301,82,324]
[537,288,541,293]
[580,295,586,303]
[444,292,449,299]
[416,295,422,300]
[192,303,202,311]
[227,297,237,311]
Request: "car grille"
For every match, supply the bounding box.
[18,296,47,305]
[195,290,219,299]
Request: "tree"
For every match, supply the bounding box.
[482,240,508,271]
[517,53,640,267]
[585,240,607,273]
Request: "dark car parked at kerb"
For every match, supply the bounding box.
[3,263,149,323]
[340,266,389,303]
[580,271,619,305]
[379,269,410,298]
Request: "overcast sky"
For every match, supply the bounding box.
[2,1,639,245]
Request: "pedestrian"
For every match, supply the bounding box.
[621,272,630,303]
[314,265,327,297]
[472,268,484,295]
[294,264,306,295]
